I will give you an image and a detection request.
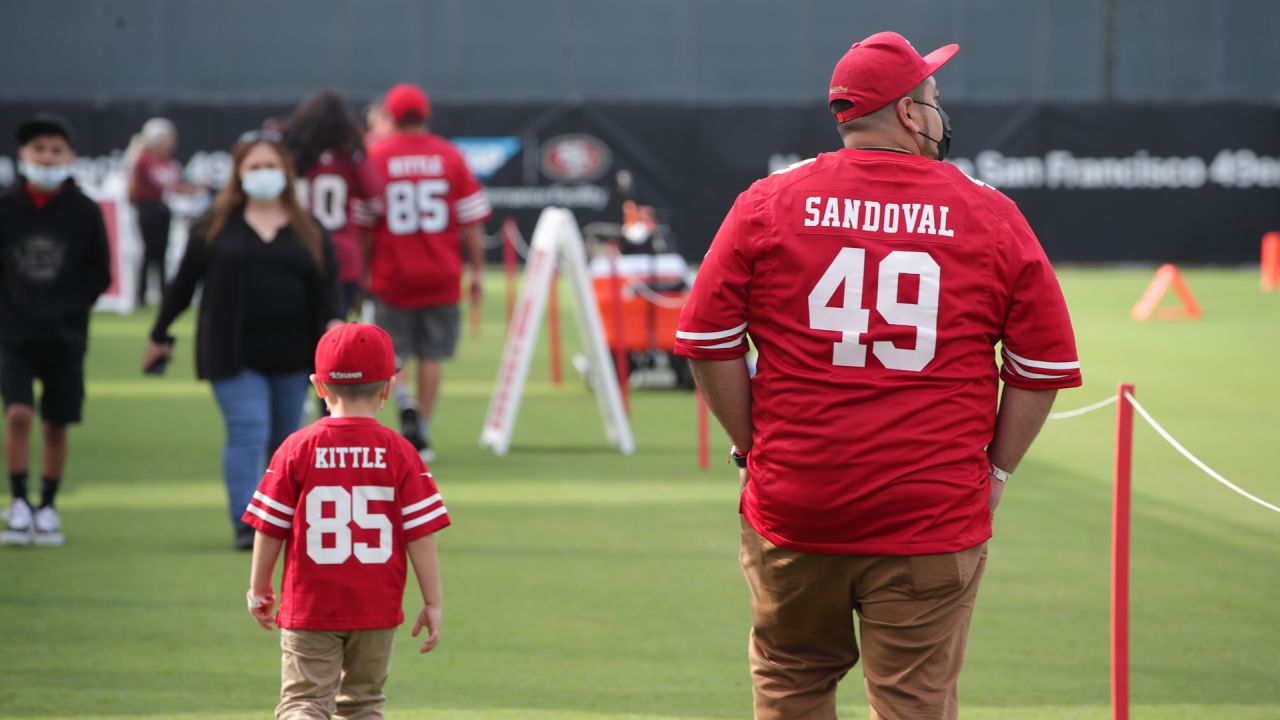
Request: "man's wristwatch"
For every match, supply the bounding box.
[988,463,1012,483]
[729,446,749,469]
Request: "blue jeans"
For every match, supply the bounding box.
[210,369,311,532]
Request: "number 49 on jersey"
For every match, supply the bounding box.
[808,248,940,372]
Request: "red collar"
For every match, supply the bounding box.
[24,181,61,209]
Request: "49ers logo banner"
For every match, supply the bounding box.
[0,101,1276,264]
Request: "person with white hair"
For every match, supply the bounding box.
[126,117,187,306]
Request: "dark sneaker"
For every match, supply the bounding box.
[400,407,421,437]
[400,407,432,461]
[234,524,256,551]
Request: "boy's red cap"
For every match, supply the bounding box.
[315,323,396,385]
[828,31,958,123]
[385,83,431,122]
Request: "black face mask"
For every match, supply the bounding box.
[915,101,952,161]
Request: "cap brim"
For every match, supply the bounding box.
[922,43,960,76]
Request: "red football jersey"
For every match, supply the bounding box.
[296,150,372,284]
[242,416,451,630]
[362,131,491,308]
[675,149,1081,556]
[130,150,181,203]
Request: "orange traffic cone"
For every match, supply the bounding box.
[1262,232,1280,293]
[1131,264,1202,322]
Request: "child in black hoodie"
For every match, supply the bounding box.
[0,114,111,547]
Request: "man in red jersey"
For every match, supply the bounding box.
[244,323,449,718]
[675,32,1081,720]
[362,83,491,460]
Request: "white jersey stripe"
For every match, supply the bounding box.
[1004,355,1069,380]
[403,506,448,530]
[402,493,443,516]
[691,335,744,350]
[676,322,748,341]
[1002,347,1080,371]
[246,503,292,529]
[457,190,488,206]
[253,491,295,516]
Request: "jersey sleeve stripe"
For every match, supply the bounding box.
[402,493,442,516]
[1002,347,1080,370]
[456,190,488,208]
[246,503,292,529]
[1003,355,1070,380]
[690,335,745,350]
[456,197,492,223]
[253,491,295,516]
[675,322,748,341]
[403,506,448,530]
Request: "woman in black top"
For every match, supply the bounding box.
[143,130,342,549]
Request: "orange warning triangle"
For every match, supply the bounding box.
[1131,264,1202,322]
[1262,232,1280,292]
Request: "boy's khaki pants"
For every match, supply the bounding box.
[739,517,988,720]
[277,627,397,720]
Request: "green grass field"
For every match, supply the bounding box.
[1,267,1277,719]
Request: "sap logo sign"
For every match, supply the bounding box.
[453,137,521,182]
[540,134,612,183]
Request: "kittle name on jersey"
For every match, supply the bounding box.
[315,446,388,469]
[803,196,955,237]
[388,155,444,178]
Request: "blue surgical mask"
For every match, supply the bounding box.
[241,168,287,201]
[20,162,71,191]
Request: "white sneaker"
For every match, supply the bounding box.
[33,505,64,547]
[2,498,34,546]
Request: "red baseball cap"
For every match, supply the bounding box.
[315,323,396,385]
[828,32,959,123]
[384,83,431,123]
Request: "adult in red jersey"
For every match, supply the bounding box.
[126,118,199,307]
[676,32,1081,720]
[362,83,490,460]
[283,89,372,317]
[244,323,448,718]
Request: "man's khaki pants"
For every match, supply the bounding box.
[740,518,987,720]
[277,627,397,720]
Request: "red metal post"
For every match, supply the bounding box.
[609,249,630,415]
[503,218,518,327]
[1112,383,1135,720]
[548,271,563,385]
[469,285,482,339]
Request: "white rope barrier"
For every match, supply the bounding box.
[1047,395,1118,420]
[485,225,531,258]
[1122,392,1280,514]
[624,277,688,309]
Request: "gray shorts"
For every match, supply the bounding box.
[374,300,461,361]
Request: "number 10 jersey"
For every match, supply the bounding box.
[243,416,451,630]
[675,149,1081,556]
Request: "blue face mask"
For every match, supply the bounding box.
[241,168,287,201]
[20,162,72,191]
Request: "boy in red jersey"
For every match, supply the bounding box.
[362,83,491,461]
[243,323,449,719]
